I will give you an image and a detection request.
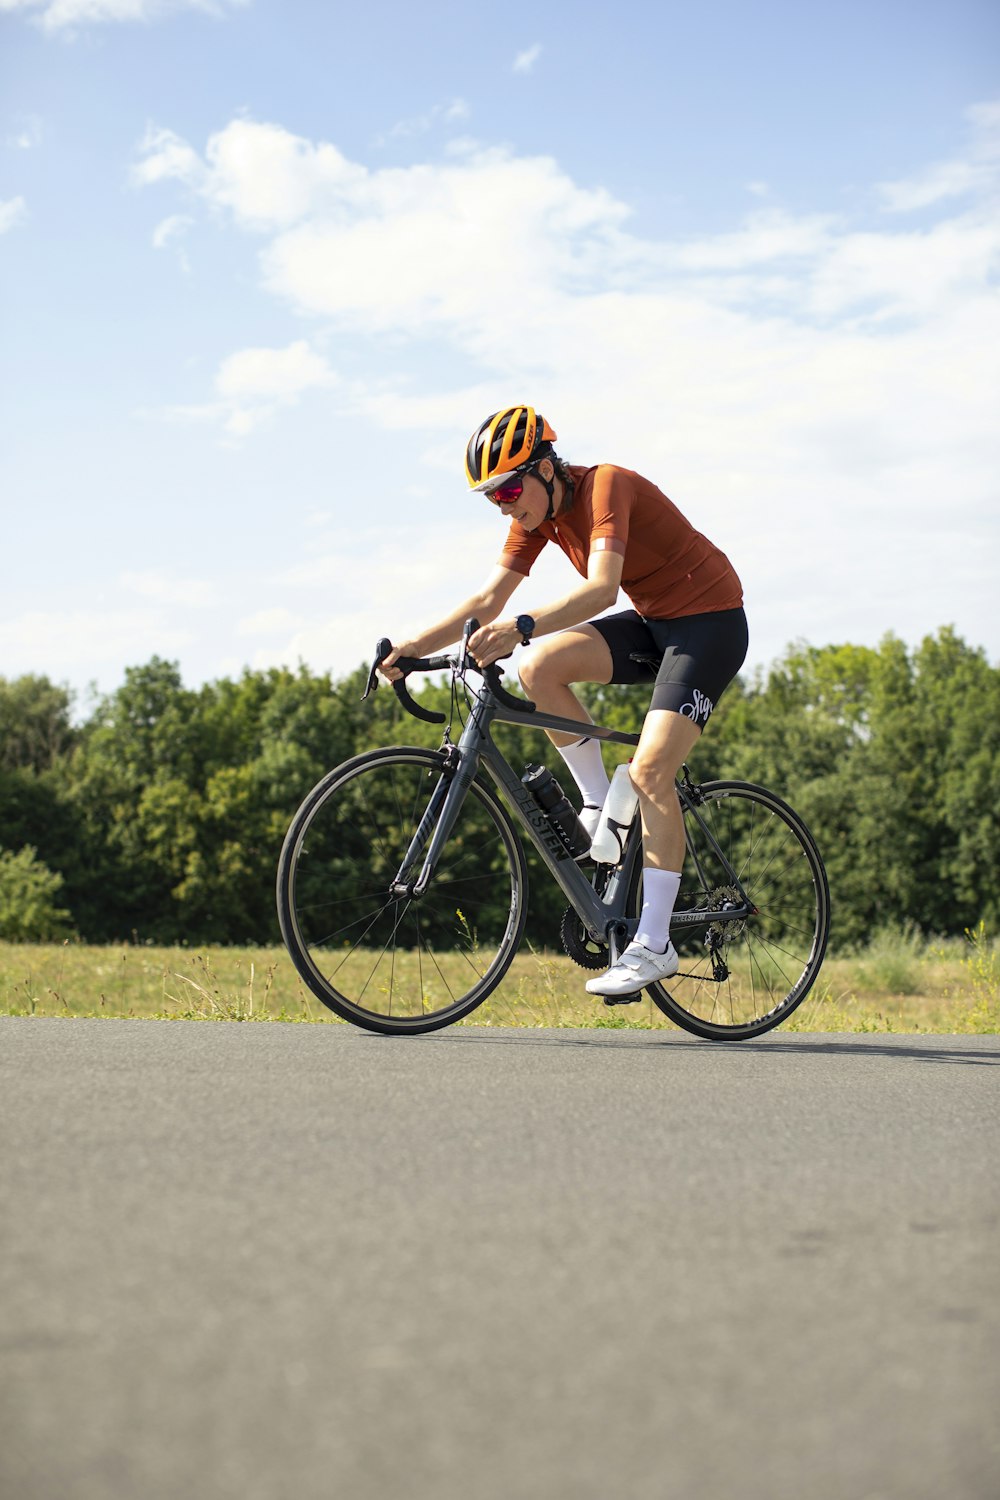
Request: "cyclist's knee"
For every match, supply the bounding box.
[632,756,671,804]
[519,629,611,696]
[630,753,678,807]
[518,640,565,694]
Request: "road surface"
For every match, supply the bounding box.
[1,1019,998,1499]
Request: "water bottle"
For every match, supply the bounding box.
[590,763,639,864]
[521,764,592,859]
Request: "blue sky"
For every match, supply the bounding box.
[2,0,998,708]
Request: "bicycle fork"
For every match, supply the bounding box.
[389,742,478,899]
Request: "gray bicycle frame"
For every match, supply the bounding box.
[402,674,753,949]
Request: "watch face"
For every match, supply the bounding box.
[516,614,535,639]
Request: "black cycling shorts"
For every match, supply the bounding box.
[589,607,749,726]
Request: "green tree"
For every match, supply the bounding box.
[0,845,72,940]
[4,631,991,950]
[693,631,999,945]
[0,675,76,772]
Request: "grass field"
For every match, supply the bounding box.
[1,926,997,1032]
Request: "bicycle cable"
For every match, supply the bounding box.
[448,668,469,734]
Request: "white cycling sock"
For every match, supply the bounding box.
[557,736,610,809]
[634,868,682,955]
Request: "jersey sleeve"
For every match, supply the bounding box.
[588,465,635,557]
[498,521,547,577]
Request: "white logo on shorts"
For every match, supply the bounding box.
[680,688,714,724]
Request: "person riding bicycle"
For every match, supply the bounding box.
[381,405,748,998]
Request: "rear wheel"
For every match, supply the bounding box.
[277,747,528,1034]
[633,780,830,1039]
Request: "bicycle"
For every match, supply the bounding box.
[276,622,830,1039]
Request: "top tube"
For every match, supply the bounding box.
[486,693,640,748]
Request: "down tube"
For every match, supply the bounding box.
[479,746,616,936]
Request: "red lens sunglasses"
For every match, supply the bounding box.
[489,477,525,506]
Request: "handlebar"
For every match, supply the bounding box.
[361,619,535,724]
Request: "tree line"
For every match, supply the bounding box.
[1,626,997,949]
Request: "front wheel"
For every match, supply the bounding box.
[633,780,830,1040]
[277,747,528,1034]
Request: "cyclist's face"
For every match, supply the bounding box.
[489,464,552,531]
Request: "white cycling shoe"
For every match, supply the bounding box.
[585,940,679,998]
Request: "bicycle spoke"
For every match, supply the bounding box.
[279,750,526,1029]
[648,782,829,1037]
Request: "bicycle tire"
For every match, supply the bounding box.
[277,746,528,1035]
[630,780,830,1040]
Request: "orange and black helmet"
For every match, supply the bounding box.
[465,406,558,493]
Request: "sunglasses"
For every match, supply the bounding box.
[488,477,525,506]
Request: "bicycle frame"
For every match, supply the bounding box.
[397,671,755,955]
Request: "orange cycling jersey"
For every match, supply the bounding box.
[498,463,743,619]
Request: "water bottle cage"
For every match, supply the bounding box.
[603,817,632,865]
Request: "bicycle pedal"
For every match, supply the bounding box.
[602,993,644,1007]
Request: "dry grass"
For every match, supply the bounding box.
[1,928,997,1032]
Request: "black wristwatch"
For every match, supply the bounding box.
[515,613,536,646]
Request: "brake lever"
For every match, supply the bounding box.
[360,637,446,724]
[361,637,394,700]
[457,617,479,677]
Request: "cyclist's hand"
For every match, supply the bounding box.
[468,621,518,668]
[378,644,414,683]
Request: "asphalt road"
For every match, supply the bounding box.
[1,1019,998,1500]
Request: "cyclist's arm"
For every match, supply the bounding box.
[467,550,623,667]
[380,565,524,677]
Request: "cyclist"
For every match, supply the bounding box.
[382,405,748,998]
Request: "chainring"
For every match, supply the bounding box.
[559,907,609,970]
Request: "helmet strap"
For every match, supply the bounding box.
[541,471,557,521]
[539,460,572,523]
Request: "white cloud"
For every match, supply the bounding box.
[214,339,335,402]
[0,607,195,674]
[120,570,214,607]
[513,44,542,73]
[151,212,192,249]
[133,125,204,187]
[151,338,337,438]
[7,115,43,149]
[246,522,511,675]
[257,146,628,336]
[0,0,248,33]
[374,98,470,147]
[131,106,1000,673]
[879,99,1000,211]
[0,196,28,234]
[235,606,302,638]
[151,211,193,271]
[135,117,365,230]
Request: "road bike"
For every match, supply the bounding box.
[276,623,830,1039]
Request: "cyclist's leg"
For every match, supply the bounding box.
[630,710,702,871]
[588,610,749,991]
[519,610,662,744]
[632,607,748,874]
[517,624,613,747]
